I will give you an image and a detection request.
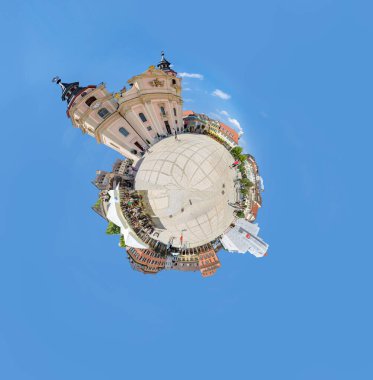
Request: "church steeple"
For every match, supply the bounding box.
[157,51,176,75]
[52,76,83,105]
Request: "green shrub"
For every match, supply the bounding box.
[119,235,126,247]
[106,222,121,235]
[241,178,253,188]
[238,154,247,163]
[236,211,245,218]
[231,146,243,159]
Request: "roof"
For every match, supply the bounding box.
[183,110,195,117]
[251,202,260,219]
[219,122,239,144]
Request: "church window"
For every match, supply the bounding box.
[172,79,176,85]
[147,126,152,131]
[98,108,109,119]
[160,106,166,116]
[173,108,177,116]
[85,96,97,106]
[139,113,147,122]
[119,127,129,137]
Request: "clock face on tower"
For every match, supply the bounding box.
[92,102,101,109]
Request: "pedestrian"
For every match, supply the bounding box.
[230,160,240,169]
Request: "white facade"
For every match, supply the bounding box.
[105,186,148,249]
[220,219,268,258]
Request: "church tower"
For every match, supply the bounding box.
[157,51,177,76]
[53,52,183,162]
[117,52,184,140]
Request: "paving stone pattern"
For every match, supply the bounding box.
[135,134,236,248]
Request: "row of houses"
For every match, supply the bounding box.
[127,244,221,277]
[182,110,240,149]
[242,154,264,222]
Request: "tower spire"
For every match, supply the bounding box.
[52,76,83,105]
[157,51,176,75]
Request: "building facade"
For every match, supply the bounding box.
[241,154,264,222]
[183,110,212,133]
[126,247,166,274]
[54,52,183,162]
[92,159,135,191]
[220,219,269,258]
[182,110,240,148]
[207,120,239,148]
[199,248,221,277]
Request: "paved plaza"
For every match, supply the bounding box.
[134,134,238,248]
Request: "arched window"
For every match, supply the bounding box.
[85,96,97,106]
[172,79,176,85]
[173,108,177,116]
[160,106,166,116]
[98,108,109,119]
[119,127,129,137]
[139,113,147,122]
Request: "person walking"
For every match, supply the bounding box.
[230,160,240,169]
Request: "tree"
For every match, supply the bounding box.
[241,178,253,188]
[106,222,121,235]
[238,163,246,174]
[119,235,126,247]
[238,154,247,163]
[231,146,243,159]
[236,211,245,218]
[241,188,249,196]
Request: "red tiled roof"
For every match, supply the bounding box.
[251,202,260,219]
[219,122,239,144]
[183,110,195,117]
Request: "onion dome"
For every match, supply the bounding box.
[157,51,177,75]
[52,76,83,105]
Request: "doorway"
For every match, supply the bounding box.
[164,121,171,135]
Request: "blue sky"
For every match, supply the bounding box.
[1,1,373,379]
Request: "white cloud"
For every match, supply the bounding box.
[228,117,242,133]
[184,98,194,102]
[179,72,204,80]
[219,110,244,135]
[183,87,192,91]
[212,89,231,100]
